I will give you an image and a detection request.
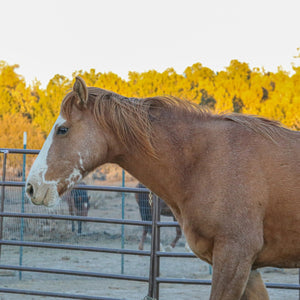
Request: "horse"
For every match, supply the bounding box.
[25,77,300,300]
[135,182,182,250]
[63,182,90,234]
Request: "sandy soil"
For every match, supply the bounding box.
[0,239,299,300]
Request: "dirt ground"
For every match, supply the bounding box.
[0,178,299,300]
[0,239,299,300]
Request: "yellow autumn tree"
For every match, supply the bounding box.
[1,55,299,153]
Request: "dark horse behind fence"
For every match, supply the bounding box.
[64,182,90,234]
[26,77,300,300]
[135,182,182,250]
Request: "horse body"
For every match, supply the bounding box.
[124,110,300,268]
[26,77,300,300]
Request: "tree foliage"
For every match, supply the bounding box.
[0,59,299,149]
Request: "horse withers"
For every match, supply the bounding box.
[135,182,182,250]
[26,77,300,300]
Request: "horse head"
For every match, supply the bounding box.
[25,77,116,207]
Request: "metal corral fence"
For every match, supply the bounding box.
[0,148,300,300]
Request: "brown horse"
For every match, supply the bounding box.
[26,77,300,300]
[135,182,182,250]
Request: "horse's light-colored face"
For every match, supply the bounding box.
[26,107,108,207]
[26,78,112,207]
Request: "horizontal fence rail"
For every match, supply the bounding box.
[0,288,121,300]
[0,211,153,225]
[0,148,40,154]
[0,264,149,282]
[1,148,300,300]
[0,240,151,256]
[0,180,150,194]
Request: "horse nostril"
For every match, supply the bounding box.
[26,183,34,198]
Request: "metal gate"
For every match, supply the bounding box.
[0,148,300,300]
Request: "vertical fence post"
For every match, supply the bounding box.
[209,263,212,275]
[147,193,160,300]
[121,169,125,274]
[0,150,8,261]
[19,132,27,280]
[153,195,161,300]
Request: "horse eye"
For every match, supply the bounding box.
[56,126,69,135]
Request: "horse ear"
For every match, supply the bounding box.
[73,77,88,105]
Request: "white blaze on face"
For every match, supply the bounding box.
[26,115,66,207]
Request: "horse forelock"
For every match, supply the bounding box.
[61,91,83,119]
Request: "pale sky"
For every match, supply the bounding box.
[1,0,300,87]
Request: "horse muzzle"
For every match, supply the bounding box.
[25,180,60,207]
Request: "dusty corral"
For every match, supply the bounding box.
[0,171,299,299]
[0,238,299,300]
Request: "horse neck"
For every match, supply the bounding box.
[119,152,172,195]
[116,115,204,210]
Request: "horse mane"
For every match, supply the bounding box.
[61,87,289,157]
[221,113,285,143]
[61,88,212,158]
[62,88,157,158]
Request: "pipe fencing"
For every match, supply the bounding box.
[0,148,300,300]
